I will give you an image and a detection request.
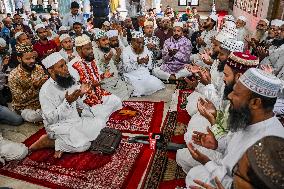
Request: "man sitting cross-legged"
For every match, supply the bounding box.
[30,52,106,158]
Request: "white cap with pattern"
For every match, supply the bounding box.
[221,38,244,52]
[75,34,91,47]
[107,30,119,38]
[42,52,64,69]
[59,34,71,43]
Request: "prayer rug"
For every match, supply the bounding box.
[107,101,164,134]
[0,129,154,189]
[177,90,192,125]
[143,112,187,189]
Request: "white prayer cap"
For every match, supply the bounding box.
[0,38,6,47]
[260,18,269,25]
[31,11,36,15]
[34,24,45,32]
[103,21,111,26]
[221,38,244,52]
[209,13,218,22]
[271,19,284,27]
[240,68,282,98]
[156,15,163,19]
[107,30,118,38]
[162,17,170,21]
[131,31,144,39]
[59,26,68,31]
[75,34,91,47]
[42,52,64,69]
[144,20,154,26]
[50,10,56,14]
[59,34,71,43]
[15,32,25,40]
[173,22,183,28]
[223,15,235,22]
[237,16,247,23]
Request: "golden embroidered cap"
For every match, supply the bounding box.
[247,136,284,189]
[131,31,144,39]
[144,20,154,27]
[42,52,64,69]
[75,34,91,47]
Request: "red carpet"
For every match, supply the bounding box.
[177,90,192,125]
[0,129,155,189]
[107,101,164,134]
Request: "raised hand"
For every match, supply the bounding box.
[187,142,210,165]
[184,77,198,89]
[260,64,274,74]
[80,82,92,94]
[197,98,217,125]
[189,177,224,189]
[198,68,211,85]
[186,64,200,74]
[192,127,218,150]
[65,89,82,104]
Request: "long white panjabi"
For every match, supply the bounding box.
[122,45,165,97]
[186,116,284,189]
[39,78,106,153]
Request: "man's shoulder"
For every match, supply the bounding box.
[9,66,21,79]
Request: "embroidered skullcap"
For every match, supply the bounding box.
[0,38,6,47]
[247,136,284,189]
[95,30,107,40]
[103,21,111,26]
[144,20,154,27]
[59,26,68,32]
[42,52,64,69]
[162,17,170,21]
[237,16,247,23]
[75,34,91,47]
[215,24,238,43]
[16,44,33,54]
[271,19,284,27]
[173,22,183,28]
[15,32,25,40]
[131,31,144,39]
[240,68,282,97]
[221,38,244,52]
[223,15,235,22]
[34,24,45,32]
[226,52,259,74]
[209,13,218,22]
[106,30,119,38]
[59,34,71,43]
[260,18,269,25]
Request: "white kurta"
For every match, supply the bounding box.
[186,116,284,189]
[122,46,165,97]
[93,47,133,100]
[39,78,106,153]
[68,56,123,122]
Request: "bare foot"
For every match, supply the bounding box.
[54,151,64,158]
[29,134,55,151]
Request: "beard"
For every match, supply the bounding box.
[110,43,119,48]
[255,30,266,40]
[217,60,226,72]
[22,62,35,72]
[228,104,251,132]
[173,34,181,40]
[271,38,284,48]
[55,74,75,89]
[223,82,234,100]
[84,54,95,62]
[100,46,111,53]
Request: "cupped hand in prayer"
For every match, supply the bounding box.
[189,177,224,189]
[104,69,114,78]
[256,46,269,61]
[147,43,156,50]
[65,89,82,104]
[104,51,114,63]
[197,98,217,125]
[187,142,210,165]
[186,64,200,73]
[260,64,274,74]
[80,82,92,94]
[192,127,218,150]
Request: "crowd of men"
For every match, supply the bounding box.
[0,2,284,188]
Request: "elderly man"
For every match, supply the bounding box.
[122,31,164,97]
[59,34,78,62]
[62,1,84,28]
[0,17,12,45]
[8,44,48,122]
[177,51,258,174]
[185,68,284,188]
[154,17,173,49]
[94,30,132,100]
[68,35,122,122]
[33,24,58,61]
[235,16,249,42]
[153,22,192,81]
[31,52,105,158]
[143,20,161,68]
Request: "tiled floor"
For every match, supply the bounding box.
[0,84,176,189]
